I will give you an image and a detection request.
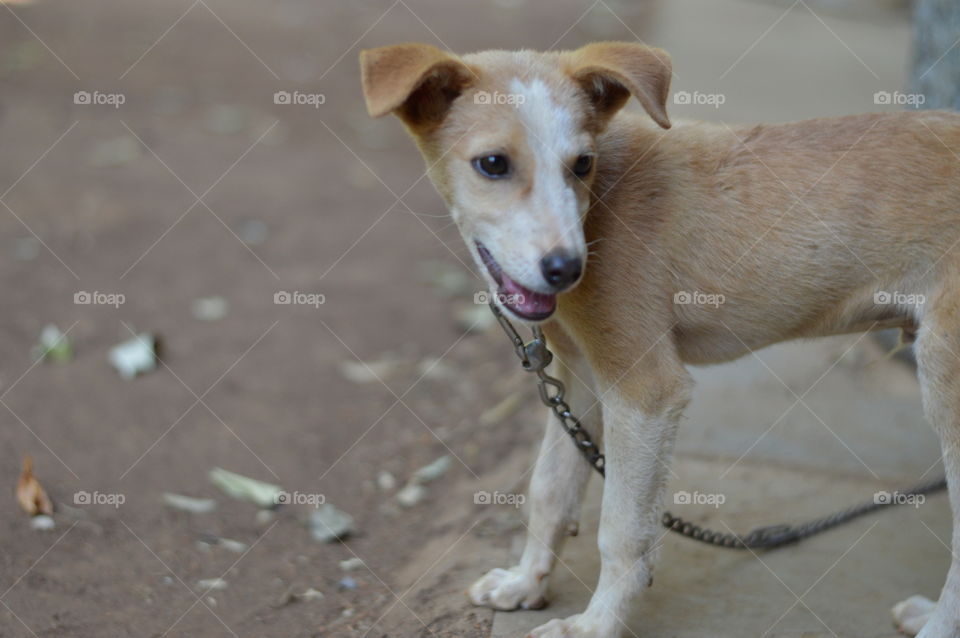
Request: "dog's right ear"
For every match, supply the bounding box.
[360,43,473,128]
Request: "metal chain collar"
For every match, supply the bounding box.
[489,302,948,550]
[490,303,606,475]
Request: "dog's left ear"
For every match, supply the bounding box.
[360,43,474,128]
[568,42,672,129]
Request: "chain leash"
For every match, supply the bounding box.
[489,302,948,550]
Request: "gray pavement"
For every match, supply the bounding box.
[493,334,947,637]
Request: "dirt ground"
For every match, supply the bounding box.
[0,0,680,635]
[0,0,666,636]
[0,0,924,637]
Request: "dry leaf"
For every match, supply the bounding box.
[209,467,283,509]
[17,456,53,516]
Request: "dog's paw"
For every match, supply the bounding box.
[892,595,936,636]
[467,566,547,611]
[526,614,599,638]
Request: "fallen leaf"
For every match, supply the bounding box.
[216,537,248,553]
[416,356,454,380]
[339,557,364,571]
[298,587,324,601]
[411,455,452,483]
[395,455,453,508]
[162,492,217,514]
[30,515,55,530]
[197,577,228,591]
[109,333,157,379]
[309,503,355,542]
[338,357,401,384]
[32,324,72,363]
[209,467,283,509]
[17,456,53,516]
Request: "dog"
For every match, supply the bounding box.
[360,41,960,638]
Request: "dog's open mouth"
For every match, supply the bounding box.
[475,242,557,321]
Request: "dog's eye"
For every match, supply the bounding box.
[473,155,510,179]
[572,154,594,178]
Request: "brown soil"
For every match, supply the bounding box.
[0,1,665,636]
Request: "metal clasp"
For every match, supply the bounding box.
[522,334,553,372]
[489,302,553,372]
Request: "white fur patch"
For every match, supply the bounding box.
[510,78,578,158]
[507,78,584,256]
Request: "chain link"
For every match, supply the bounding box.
[489,302,948,550]
[490,303,606,475]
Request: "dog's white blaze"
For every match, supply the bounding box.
[510,78,583,251]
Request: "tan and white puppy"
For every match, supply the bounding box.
[360,42,960,638]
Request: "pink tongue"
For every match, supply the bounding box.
[500,272,556,317]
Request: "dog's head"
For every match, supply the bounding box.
[360,42,671,322]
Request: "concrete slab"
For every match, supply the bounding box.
[492,336,949,637]
[493,457,950,638]
[680,334,941,481]
[656,0,914,124]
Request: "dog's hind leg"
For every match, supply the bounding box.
[895,297,960,638]
[469,348,599,611]
[894,596,938,636]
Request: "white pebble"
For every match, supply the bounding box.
[376,471,396,491]
[396,483,426,508]
[339,557,365,572]
[30,515,55,531]
[300,588,324,601]
[197,578,227,591]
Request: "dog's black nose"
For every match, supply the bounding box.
[540,250,583,290]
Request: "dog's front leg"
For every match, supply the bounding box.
[529,359,691,638]
[470,351,599,611]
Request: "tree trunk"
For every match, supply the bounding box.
[910,0,960,110]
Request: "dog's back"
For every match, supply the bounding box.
[583,109,960,363]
